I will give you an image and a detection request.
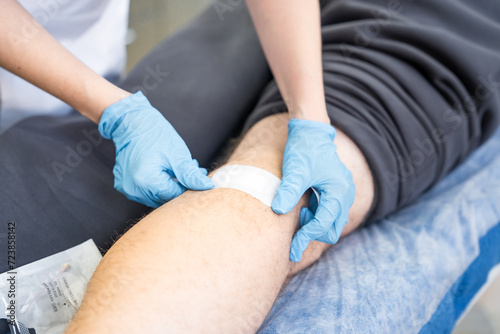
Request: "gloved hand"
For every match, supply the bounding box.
[272,119,355,262]
[98,91,214,208]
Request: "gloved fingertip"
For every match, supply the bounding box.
[289,248,301,263]
[333,219,348,242]
[299,207,314,227]
[200,168,208,176]
[181,170,214,191]
[290,232,309,262]
[271,195,284,214]
[169,185,186,200]
[154,175,186,202]
[192,159,201,168]
[271,201,285,215]
[200,175,215,190]
[271,190,295,214]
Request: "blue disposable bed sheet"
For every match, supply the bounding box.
[258,128,500,334]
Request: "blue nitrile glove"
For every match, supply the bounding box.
[272,119,356,262]
[98,91,214,207]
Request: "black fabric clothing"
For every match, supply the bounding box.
[1,0,499,272]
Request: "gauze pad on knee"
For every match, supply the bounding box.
[211,164,281,207]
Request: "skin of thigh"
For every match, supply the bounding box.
[65,113,373,333]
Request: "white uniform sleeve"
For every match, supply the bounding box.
[0,0,130,133]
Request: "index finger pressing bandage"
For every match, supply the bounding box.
[211,164,281,207]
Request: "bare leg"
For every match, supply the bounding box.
[65,113,373,333]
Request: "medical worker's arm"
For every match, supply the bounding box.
[246,0,328,124]
[0,0,128,123]
[246,0,356,261]
[0,0,213,207]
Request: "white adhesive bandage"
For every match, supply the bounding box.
[211,165,281,207]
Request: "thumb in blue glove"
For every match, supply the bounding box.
[271,118,355,262]
[99,91,214,208]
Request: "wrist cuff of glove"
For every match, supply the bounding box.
[98,91,151,139]
[288,118,336,140]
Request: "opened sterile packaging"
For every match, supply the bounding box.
[1,240,102,334]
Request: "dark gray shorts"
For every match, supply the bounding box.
[1,0,499,271]
[242,0,500,221]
